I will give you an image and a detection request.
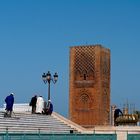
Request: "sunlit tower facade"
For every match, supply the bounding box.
[69,45,110,127]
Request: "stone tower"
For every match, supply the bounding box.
[69,45,110,127]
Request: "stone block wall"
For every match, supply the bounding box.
[69,45,110,127]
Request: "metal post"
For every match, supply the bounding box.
[48,81,50,101]
[38,128,40,139]
[6,127,8,140]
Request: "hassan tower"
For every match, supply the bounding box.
[69,45,110,127]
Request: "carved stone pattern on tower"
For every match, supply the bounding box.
[74,47,95,88]
[75,89,93,111]
[101,51,110,80]
[101,50,110,123]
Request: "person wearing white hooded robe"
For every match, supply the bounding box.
[36,96,44,114]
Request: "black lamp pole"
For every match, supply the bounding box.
[42,71,58,101]
[48,79,50,101]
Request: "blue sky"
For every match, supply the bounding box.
[0,0,140,117]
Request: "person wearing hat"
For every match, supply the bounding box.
[49,100,53,115]
[5,93,14,117]
[47,100,53,115]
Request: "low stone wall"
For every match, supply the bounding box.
[1,103,31,112]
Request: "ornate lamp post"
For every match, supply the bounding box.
[42,71,58,101]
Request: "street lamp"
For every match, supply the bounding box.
[42,71,58,101]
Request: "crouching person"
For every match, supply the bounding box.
[114,106,123,126]
[44,100,53,115]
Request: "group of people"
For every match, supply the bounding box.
[4,93,122,125]
[4,93,53,117]
[29,95,53,115]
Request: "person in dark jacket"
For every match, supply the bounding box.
[5,93,14,117]
[44,100,53,115]
[114,106,123,126]
[29,95,37,113]
[47,100,53,115]
[49,100,53,115]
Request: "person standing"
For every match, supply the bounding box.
[5,93,14,117]
[29,95,37,113]
[36,96,44,114]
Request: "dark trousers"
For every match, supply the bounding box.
[4,110,12,117]
[32,106,36,113]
